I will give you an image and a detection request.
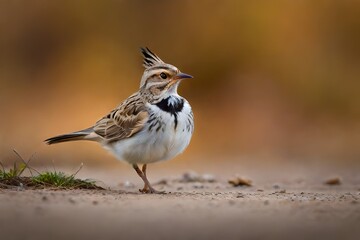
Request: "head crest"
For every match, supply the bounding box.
[141,47,164,68]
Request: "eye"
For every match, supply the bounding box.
[160,72,167,79]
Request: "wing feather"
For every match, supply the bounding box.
[94,94,148,143]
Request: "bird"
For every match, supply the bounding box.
[45,47,194,194]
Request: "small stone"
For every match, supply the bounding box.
[155,179,168,185]
[273,184,280,189]
[182,171,201,182]
[264,200,269,205]
[257,189,264,192]
[279,189,286,194]
[92,200,98,205]
[192,182,204,189]
[123,181,135,188]
[228,177,252,187]
[68,198,76,204]
[17,183,25,191]
[42,196,48,201]
[236,193,244,198]
[325,177,341,185]
[202,174,216,183]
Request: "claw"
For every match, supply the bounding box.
[139,188,148,193]
[139,187,165,194]
[133,164,166,194]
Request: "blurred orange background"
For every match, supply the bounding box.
[0,1,359,167]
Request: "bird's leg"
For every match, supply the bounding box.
[140,164,149,192]
[132,164,164,194]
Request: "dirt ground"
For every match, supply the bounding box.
[0,161,359,240]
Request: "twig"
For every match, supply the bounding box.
[0,182,17,189]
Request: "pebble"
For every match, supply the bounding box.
[182,171,201,182]
[236,193,244,198]
[202,174,216,183]
[228,177,252,187]
[17,183,25,191]
[156,179,168,185]
[324,177,341,185]
[273,184,280,189]
[181,171,217,183]
[123,181,135,188]
[192,182,204,189]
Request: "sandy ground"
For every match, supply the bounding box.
[0,161,359,240]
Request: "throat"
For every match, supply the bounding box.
[155,96,184,114]
[155,96,184,129]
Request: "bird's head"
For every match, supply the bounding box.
[139,47,192,103]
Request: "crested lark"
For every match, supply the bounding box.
[45,48,194,193]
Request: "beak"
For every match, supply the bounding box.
[173,72,193,80]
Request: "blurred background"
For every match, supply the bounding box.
[0,0,359,169]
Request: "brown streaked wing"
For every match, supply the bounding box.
[94,95,148,143]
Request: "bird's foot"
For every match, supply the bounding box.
[139,187,165,194]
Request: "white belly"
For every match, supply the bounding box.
[104,102,193,164]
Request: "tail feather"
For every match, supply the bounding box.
[45,128,93,145]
